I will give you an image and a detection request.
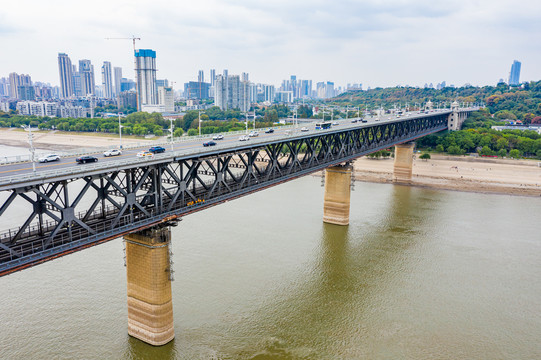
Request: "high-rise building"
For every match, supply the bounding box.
[8,73,31,99]
[198,70,204,83]
[209,69,216,86]
[72,64,82,97]
[58,53,74,99]
[79,59,95,95]
[263,84,275,103]
[134,49,158,110]
[509,60,521,85]
[101,61,113,98]
[242,72,249,82]
[114,67,122,97]
[158,86,175,112]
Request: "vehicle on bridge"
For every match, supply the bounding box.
[212,134,224,140]
[315,122,332,130]
[103,149,122,157]
[136,151,154,158]
[361,119,368,123]
[149,146,165,154]
[38,154,60,163]
[265,128,274,133]
[248,131,259,137]
[239,135,249,141]
[301,127,309,132]
[76,156,98,164]
[203,141,217,147]
[351,119,358,123]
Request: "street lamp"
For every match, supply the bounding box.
[169,118,175,150]
[21,124,36,173]
[118,112,123,149]
[198,110,202,136]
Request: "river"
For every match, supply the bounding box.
[0,146,540,359]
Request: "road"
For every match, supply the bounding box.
[0,110,451,179]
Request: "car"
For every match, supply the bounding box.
[136,151,154,158]
[203,141,217,147]
[301,127,309,132]
[332,122,339,126]
[265,128,274,134]
[149,146,165,154]
[212,134,224,140]
[38,154,60,163]
[361,119,368,123]
[76,156,98,164]
[351,119,358,123]
[239,135,249,141]
[248,131,259,137]
[103,149,122,157]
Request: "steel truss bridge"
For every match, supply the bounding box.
[0,111,466,275]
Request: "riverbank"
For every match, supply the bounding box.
[350,154,541,197]
[0,128,154,151]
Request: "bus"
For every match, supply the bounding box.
[315,122,332,130]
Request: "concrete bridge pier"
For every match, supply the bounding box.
[323,164,353,226]
[393,143,415,184]
[125,226,174,346]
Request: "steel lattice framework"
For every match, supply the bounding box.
[0,114,452,275]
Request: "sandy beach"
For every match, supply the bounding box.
[351,154,541,197]
[1,129,539,197]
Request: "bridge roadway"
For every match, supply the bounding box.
[0,109,463,275]
[0,109,450,183]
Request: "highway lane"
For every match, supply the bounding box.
[0,110,451,179]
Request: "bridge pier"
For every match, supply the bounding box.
[323,164,353,226]
[393,143,415,184]
[125,226,174,346]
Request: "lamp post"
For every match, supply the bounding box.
[118,112,123,149]
[21,124,36,173]
[198,110,202,136]
[169,118,175,150]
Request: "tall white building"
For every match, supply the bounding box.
[135,49,158,111]
[158,86,175,112]
[114,67,122,97]
[58,53,74,99]
[101,61,113,99]
[79,59,95,96]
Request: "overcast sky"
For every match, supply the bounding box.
[1,0,540,89]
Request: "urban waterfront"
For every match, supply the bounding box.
[0,168,539,359]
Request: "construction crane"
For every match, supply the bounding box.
[105,35,141,110]
[104,35,141,53]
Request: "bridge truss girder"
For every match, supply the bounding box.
[0,115,449,274]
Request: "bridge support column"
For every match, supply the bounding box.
[125,226,174,346]
[323,164,352,226]
[393,143,415,184]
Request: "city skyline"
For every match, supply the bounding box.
[1,0,540,89]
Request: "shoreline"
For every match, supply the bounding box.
[348,155,541,197]
[1,129,539,197]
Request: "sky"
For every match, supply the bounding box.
[1,0,540,89]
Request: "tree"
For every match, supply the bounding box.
[479,146,494,156]
[497,149,507,158]
[447,145,464,155]
[419,153,431,160]
[187,129,198,136]
[509,149,521,159]
[436,144,444,152]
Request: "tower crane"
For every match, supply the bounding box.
[105,35,141,110]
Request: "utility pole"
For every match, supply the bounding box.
[21,124,36,173]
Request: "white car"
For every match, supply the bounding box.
[239,135,249,141]
[136,151,154,158]
[103,149,122,157]
[38,154,60,163]
[248,132,259,137]
[301,127,309,132]
[213,134,224,140]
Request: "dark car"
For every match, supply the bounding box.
[149,146,165,154]
[203,141,217,147]
[265,128,274,133]
[76,156,98,164]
